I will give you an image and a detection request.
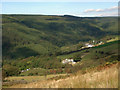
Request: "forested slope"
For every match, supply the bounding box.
[2,15,118,60]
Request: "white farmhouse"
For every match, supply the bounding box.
[85,43,94,47]
[87,44,93,47]
[62,58,75,64]
[21,70,24,72]
[26,68,30,71]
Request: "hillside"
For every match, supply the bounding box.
[2,15,118,60]
[2,15,119,88]
[8,63,119,88]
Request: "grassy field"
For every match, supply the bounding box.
[3,74,67,88]
[8,63,118,88]
[107,36,119,43]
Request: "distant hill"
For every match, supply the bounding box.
[2,14,118,60]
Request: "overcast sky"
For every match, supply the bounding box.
[1,1,119,17]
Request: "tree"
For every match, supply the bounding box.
[3,64,20,77]
[77,43,83,49]
[2,70,7,80]
[73,54,82,62]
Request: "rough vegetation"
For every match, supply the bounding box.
[2,15,119,88]
[9,63,118,88]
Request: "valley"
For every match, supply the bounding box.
[2,15,119,88]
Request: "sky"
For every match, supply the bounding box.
[1,0,119,2]
[1,1,119,17]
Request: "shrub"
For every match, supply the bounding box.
[3,64,20,77]
[28,73,33,76]
[73,54,81,62]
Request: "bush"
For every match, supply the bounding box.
[2,70,7,80]
[3,64,20,77]
[28,73,33,76]
[73,54,81,62]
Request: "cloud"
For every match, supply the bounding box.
[84,6,119,13]
[107,6,118,11]
[95,12,118,17]
[84,9,103,13]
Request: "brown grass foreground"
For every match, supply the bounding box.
[9,63,119,88]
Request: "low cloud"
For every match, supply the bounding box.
[84,9,103,13]
[95,12,118,17]
[84,6,119,13]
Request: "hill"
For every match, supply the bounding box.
[2,15,118,60]
[2,15,119,88]
[8,63,119,88]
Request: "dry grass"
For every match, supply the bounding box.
[5,74,66,83]
[3,74,66,88]
[107,37,119,43]
[9,63,118,88]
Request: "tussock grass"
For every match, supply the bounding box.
[9,63,118,88]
